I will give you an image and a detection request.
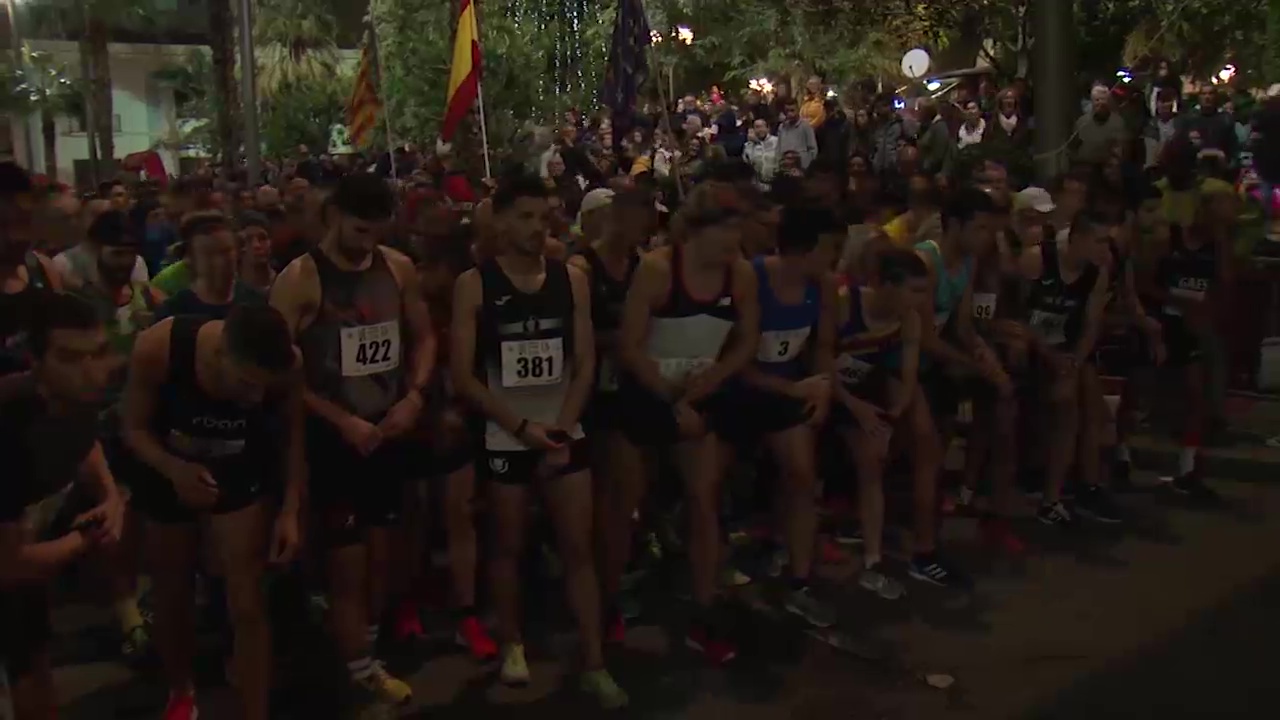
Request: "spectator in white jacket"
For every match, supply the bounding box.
[743,118,780,190]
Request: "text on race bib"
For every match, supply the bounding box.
[657,357,714,382]
[1029,310,1067,345]
[835,353,874,386]
[758,327,811,363]
[340,321,402,377]
[972,293,997,320]
[500,338,564,388]
[597,356,620,392]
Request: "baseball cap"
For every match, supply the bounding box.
[1013,187,1056,213]
[576,188,615,224]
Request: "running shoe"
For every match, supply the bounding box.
[580,669,629,710]
[858,564,906,600]
[980,516,1027,555]
[121,623,151,658]
[162,691,197,720]
[685,623,737,664]
[720,566,753,588]
[455,616,498,661]
[354,662,413,706]
[784,586,837,628]
[392,600,424,642]
[1168,473,1221,504]
[1074,484,1123,523]
[499,643,531,686]
[832,524,864,546]
[908,553,972,589]
[765,548,788,578]
[1036,500,1076,528]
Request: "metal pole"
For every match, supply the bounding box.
[6,1,33,169]
[238,0,260,185]
[475,78,491,179]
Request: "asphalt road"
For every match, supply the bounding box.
[38,474,1280,719]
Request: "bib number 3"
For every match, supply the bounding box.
[340,322,402,377]
[501,338,565,388]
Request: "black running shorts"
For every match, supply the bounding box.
[480,439,590,485]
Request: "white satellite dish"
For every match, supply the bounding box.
[901,48,931,79]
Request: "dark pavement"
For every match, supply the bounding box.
[36,472,1280,720]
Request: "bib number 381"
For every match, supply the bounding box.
[501,338,565,388]
[340,321,402,377]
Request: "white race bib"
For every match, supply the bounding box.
[758,327,811,363]
[339,321,402,377]
[597,356,620,392]
[972,293,997,320]
[657,357,713,382]
[835,353,874,386]
[1029,310,1067,345]
[500,338,564,388]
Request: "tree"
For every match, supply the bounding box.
[254,0,341,97]
[207,0,238,173]
[0,47,79,177]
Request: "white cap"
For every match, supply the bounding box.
[576,188,615,224]
[1014,187,1055,213]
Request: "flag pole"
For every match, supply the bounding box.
[370,1,397,180]
[475,78,492,179]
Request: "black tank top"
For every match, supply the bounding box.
[836,285,903,382]
[297,248,405,421]
[1158,225,1215,310]
[154,317,275,477]
[1026,242,1098,349]
[644,243,736,373]
[475,258,578,449]
[579,245,639,335]
[0,252,53,376]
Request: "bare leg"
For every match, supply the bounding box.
[542,469,605,669]
[487,482,530,646]
[208,502,271,720]
[146,520,200,697]
[766,424,818,581]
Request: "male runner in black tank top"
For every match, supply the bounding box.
[1,293,121,720]
[1017,212,1112,528]
[270,174,433,708]
[121,306,302,720]
[0,162,63,377]
[451,172,627,708]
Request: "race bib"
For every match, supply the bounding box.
[597,356,620,392]
[1029,310,1067,345]
[340,322,402,377]
[835,353,874,386]
[758,327,811,363]
[972,293,997,320]
[657,357,713,382]
[500,338,564,388]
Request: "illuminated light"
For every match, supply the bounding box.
[650,30,662,45]
[1217,65,1236,83]
[676,26,694,45]
[925,80,942,92]
[826,89,837,99]
[749,77,774,94]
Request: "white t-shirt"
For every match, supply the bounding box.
[53,244,149,288]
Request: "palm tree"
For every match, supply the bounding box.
[207,0,239,173]
[0,47,78,177]
[253,0,340,97]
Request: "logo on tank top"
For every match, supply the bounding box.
[495,295,512,306]
[489,457,509,474]
[522,316,542,336]
[192,416,247,431]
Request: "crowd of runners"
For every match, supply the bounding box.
[0,141,1231,718]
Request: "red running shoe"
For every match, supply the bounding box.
[392,600,424,642]
[605,613,627,644]
[162,691,198,720]
[981,517,1027,555]
[455,615,498,661]
[685,625,737,664]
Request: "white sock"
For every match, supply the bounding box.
[864,553,882,570]
[348,656,374,682]
[1115,444,1131,463]
[1178,447,1197,475]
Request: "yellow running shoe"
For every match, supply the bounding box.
[580,668,629,710]
[499,643,530,686]
[355,662,412,706]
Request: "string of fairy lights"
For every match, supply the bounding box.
[508,0,592,108]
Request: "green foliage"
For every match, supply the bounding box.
[255,0,343,96]
[0,47,79,116]
[259,75,348,159]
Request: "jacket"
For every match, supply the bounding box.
[777,120,818,169]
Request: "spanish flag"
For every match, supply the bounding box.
[441,0,482,142]
[347,23,383,148]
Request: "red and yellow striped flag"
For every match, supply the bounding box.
[441,0,482,142]
[347,25,383,148]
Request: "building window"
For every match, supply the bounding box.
[66,114,123,134]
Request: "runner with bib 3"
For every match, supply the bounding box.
[722,204,841,629]
[450,171,626,709]
[1017,211,1111,528]
[271,173,433,710]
